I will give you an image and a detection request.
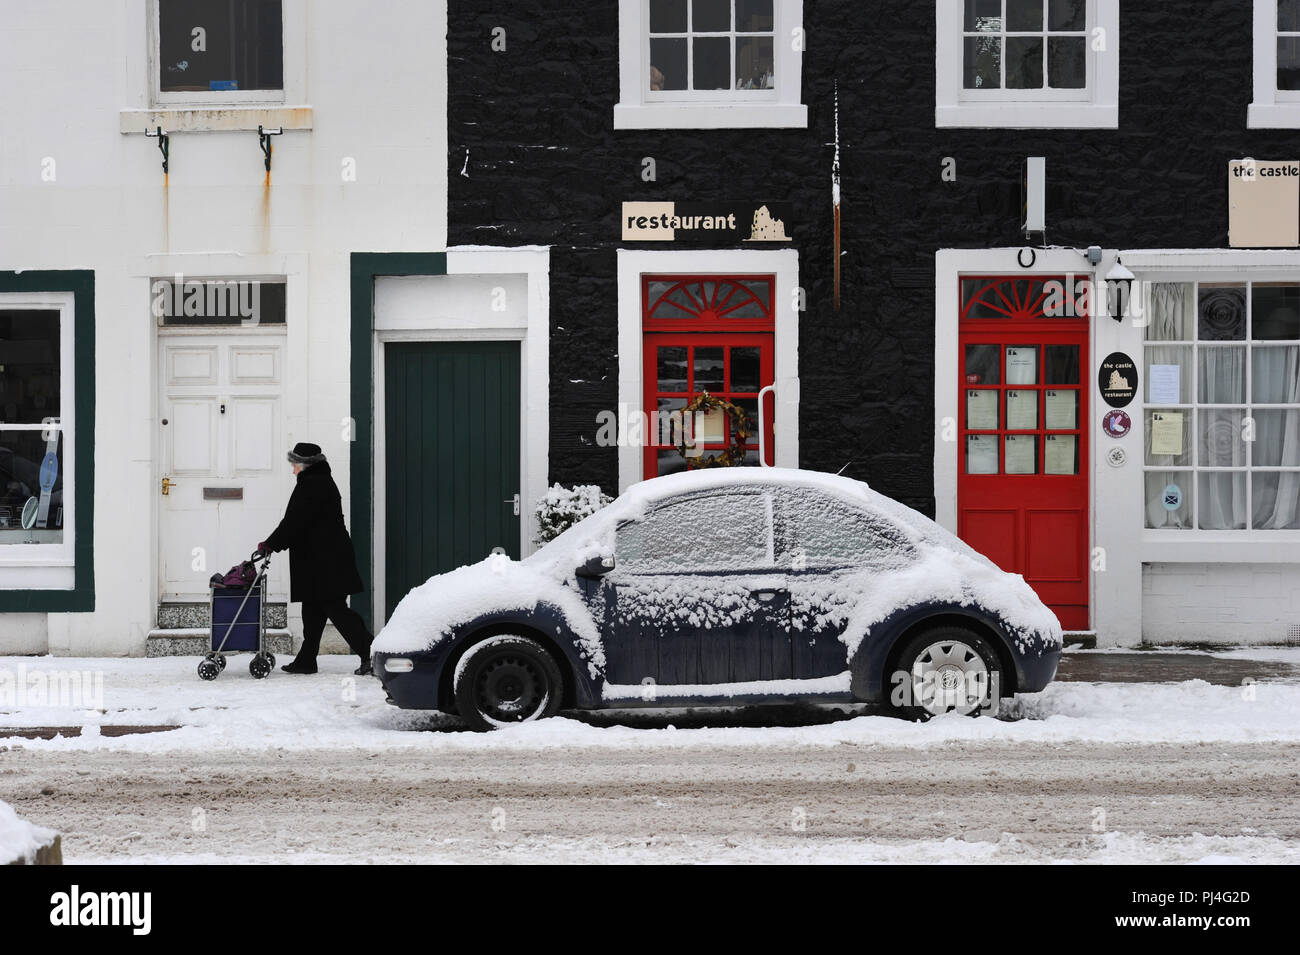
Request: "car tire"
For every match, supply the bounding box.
[888,626,1003,721]
[453,635,564,732]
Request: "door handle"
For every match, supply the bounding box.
[504,492,520,516]
[161,477,176,496]
[751,589,778,601]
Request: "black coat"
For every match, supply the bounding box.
[263,462,364,603]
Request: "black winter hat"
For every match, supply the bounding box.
[287,442,326,466]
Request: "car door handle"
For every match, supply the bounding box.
[751,589,778,601]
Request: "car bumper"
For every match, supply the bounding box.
[1014,641,1060,695]
[372,649,446,710]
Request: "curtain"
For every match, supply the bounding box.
[1198,346,1247,529]
[1253,346,1300,529]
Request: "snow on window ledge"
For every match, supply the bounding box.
[614,102,808,130]
[1247,103,1300,128]
[935,103,1117,129]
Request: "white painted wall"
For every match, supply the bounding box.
[0,0,448,655]
[1143,563,1300,644]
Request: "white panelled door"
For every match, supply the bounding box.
[158,334,287,602]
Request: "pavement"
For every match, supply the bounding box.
[1057,649,1300,685]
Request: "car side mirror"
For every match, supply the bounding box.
[576,554,615,578]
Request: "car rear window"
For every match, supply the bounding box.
[774,488,917,570]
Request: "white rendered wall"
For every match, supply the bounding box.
[1143,563,1300,644]
[0,1,448,655]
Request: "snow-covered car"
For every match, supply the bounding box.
[372,468,1062,730]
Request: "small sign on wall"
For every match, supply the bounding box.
[1228,159,1300,248]
[622,201,793,243]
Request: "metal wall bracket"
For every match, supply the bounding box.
[257,125,283,173]
[144,126,169,174]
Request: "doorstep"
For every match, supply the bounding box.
[157,601,288,629]
[145,628,294,657]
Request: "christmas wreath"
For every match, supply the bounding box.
[675,391,753,468]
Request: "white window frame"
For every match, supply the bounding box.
[1122,250,1300,561]
[936,0,1119,128]
[615,0,807,129]
[0,292,76,590]
[122,0,311,133]
[616,248,800,492]
[151,0,292,107]
[1137,275,1300,536]
[1249,0,1300,127]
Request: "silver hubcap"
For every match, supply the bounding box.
[911,640,992,716]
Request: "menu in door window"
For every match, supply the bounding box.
[962,342,1082,476]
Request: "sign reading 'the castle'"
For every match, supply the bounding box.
[1228,160,1300,248]
[622,201,793,243]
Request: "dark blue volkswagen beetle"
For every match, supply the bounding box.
[372,469,1062,730]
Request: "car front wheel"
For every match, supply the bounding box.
[890,627,1003,720]
[453,635,564,731]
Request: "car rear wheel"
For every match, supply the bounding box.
[453,635,564,732]
[890,627,1002,720]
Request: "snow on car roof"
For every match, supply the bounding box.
[528,466,986,572]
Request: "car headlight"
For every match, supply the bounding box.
[384,657,414,673]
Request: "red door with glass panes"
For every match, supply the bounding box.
[643,275,776,479]
[958,276,1090,630]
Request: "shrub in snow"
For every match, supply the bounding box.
[535,483,612,545]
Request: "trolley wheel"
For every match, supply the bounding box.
[197,659,220,681]
[216,653,228,672]
[264,653,276,669]
[249,654,272,680]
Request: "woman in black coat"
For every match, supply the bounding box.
[258,442,373,675]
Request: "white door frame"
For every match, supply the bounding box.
[371,246,550,629]
[934,247,1107,636]
[140,251,309,619]
[616,247,801,491]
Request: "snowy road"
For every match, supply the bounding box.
[5,739,1300,864]
[3,651,1300,863]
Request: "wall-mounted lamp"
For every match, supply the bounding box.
[1105,258,1136,322]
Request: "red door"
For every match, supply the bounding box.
[642,275,776,479]
[958,276,1090,630]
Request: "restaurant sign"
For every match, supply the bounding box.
[622,201,793,243]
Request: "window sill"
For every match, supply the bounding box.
[0,564,75,590]
[119,105,313,134]
[1247,102,1300,128]
[936,102,1117,129]
[1141,533,1300,563]
[614,102,808,130]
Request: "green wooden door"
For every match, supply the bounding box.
[384,341,521,619]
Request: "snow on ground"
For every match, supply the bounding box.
[62,833,1300,866]
[2,651,1299,752]
[0,799,57,864]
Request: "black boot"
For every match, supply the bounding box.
[354,659,373,676]
[282,659,318,674]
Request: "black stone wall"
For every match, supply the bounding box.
[448,1,1280,517]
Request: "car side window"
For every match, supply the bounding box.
[615,489,773,573]
[774,489,916,571]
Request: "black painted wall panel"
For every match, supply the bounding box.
[449,2,1279,518]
